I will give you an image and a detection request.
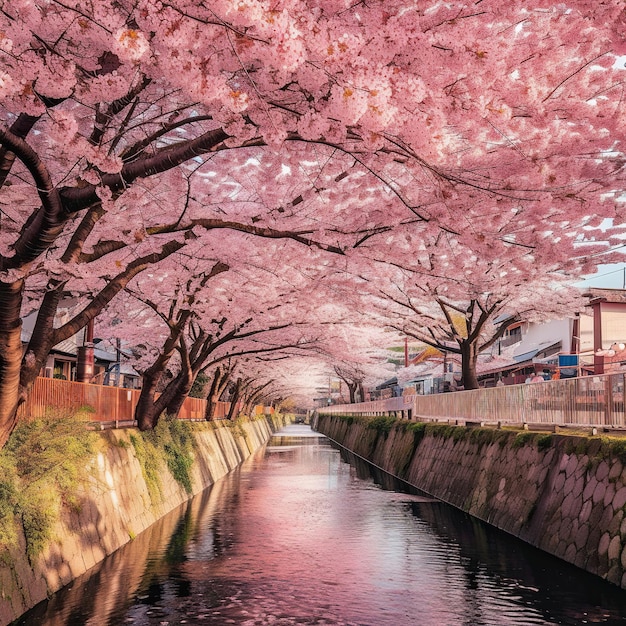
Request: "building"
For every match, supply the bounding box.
[581,288,626,374]
[21,309,140,388]
[478,288,626,385]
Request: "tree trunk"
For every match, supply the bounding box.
[347,381,358,403]
[204,366,232,420]
[460,340,479,390]
[134,312,191,430]
[0,280,26,447]
[164,370,194,417]
[135,368,167,431]
[204,367,223,420]
[227,379,242,420]
[136,351,190,429]
[19,285,65,392]
[241,380,272,416]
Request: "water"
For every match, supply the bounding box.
[13,424,626,625]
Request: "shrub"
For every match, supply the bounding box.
[367,415,396,436]
[512,431,536,449]
[599,437,626,466]
[407,421,427,446]
[536,434,554,451]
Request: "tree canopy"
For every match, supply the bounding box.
[1,0,626,444]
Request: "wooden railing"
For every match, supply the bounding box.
[17,377,272,424]
[320,373,626,428]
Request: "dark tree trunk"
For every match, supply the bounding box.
[204,367,231,420]
[460,340,479,390]
[357,383,365,403]
[241,380,272,416]
[227,379,242,420]
[164,369,194,417]
[0,281,67,448]
[0,280,26,447]
[19,285,65,391]
[204,367,222,420]
[347,381,358,403]
[135,369,167,431]
[134,310,191,430]
[135,370,187,430]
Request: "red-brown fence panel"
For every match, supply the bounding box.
[17,378,272,426]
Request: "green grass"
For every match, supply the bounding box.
[367,415,397,436]
[0,411,276,562]
[327,414,557,452]
[511,431,537,449]
[131,415,196,498]
[0,409,96,561]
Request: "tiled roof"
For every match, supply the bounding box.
[583,288,626,304]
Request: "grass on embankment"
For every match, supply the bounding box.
[0,409,97,563]
[128,412,277,503]
[327,413,626,466]
[129,415,196,502]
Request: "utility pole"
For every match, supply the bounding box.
[76,319,95,383]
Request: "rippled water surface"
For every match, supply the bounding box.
[14,424,626,625]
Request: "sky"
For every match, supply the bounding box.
[577,263,626,289]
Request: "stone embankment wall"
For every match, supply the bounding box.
[0,414,289,625]
[315,413,626,589]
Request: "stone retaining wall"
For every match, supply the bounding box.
[0,414,289,625]
[315,413,626,589]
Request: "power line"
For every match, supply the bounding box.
[576,265,626,285]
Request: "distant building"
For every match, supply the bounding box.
[369,376,402,399]
[478,287,626,385]
[581,288,626,374]
[478,317,572,386]
[21,309,140,388]
[390,287,626,393]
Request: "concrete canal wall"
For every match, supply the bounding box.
[315,413,626,589]
[0,414,289,625]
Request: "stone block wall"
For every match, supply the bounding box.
[0,414,288,625]
[315,414,626,589]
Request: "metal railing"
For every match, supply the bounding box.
[320,373,626,428]
[17,377,270,424]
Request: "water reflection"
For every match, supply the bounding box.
[13,424,626,625]
[341,448,625,625]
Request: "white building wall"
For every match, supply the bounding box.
[514,318,573,356]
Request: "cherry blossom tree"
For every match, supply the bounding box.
[333,364,365,404]
[366,232,593,389]
[98,243,343,429]
[320,323,399,402]
[2,0,626,446]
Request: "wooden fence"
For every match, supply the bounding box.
[320,372,626,429]
[17,377,272,424]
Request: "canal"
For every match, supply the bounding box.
[13,423,626,625]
